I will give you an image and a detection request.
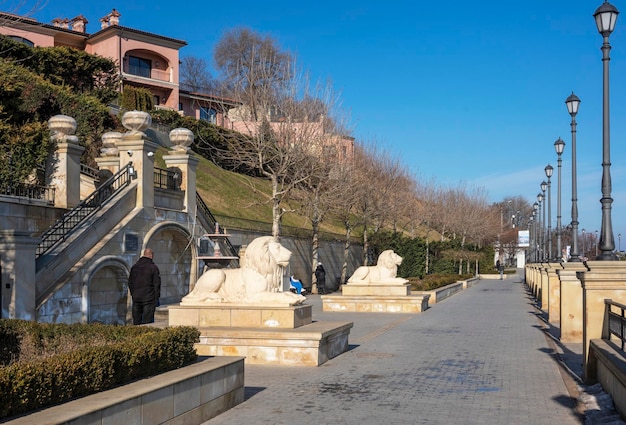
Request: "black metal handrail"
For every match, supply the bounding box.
[195,193,239,265]
[154,167,180,190]
[0,183,55,205]
[36,164,134,258]
[603,299,626,351]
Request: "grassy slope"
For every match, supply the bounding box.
[157,149,347,236]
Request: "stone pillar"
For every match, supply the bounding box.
[547,262,564,326]
[164,128,198,214]
[94,131,122,174]
[577,261,626,382]
[558,262,586,343]
[0,230,40,320]
[47,115,85,209]
[539,263,550,313]
[163,153,200,215]
[115,112,159,210]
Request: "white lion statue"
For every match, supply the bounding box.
[181,236,306,306]
[347,250,409,285]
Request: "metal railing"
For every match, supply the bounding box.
[195,193,239,266]
[80,163,100,181]
[0,183,55,205]
[154,167,180,190]
[36,164,134,258]
[603,299,626,351]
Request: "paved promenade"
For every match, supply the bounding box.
[202,272,587,425]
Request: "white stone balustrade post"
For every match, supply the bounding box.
[47,115,84,208]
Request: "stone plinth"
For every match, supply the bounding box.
[577,261,626,382]
[558,262,586,343]
[342,283,410,297]
[322,294,430,313]
[194,321,353,366]
[169,304,312,329]
[168,304,352,366]
[547,262,564,326]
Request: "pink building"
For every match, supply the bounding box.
[0,8,354,159]
[0,9,186,110]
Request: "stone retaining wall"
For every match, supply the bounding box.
[3,356,245,425]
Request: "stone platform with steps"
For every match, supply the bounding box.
[322,283,430,313]
[166,303,353,366]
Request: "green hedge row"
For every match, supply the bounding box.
[0,320,200,419]
[409,273,474,291]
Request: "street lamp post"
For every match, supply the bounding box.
[541,183,547,261]
[594,1,619,260]
[596,230,599,257]
[533,203,539,262]
[566,93,581,261]
[619,233,622,252]
[537,195,543,261]
[554,138,565,261]
[545,166,554,260]
[582,228,586,258]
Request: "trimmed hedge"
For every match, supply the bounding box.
[409,273,474,291]
[0,320,199,419]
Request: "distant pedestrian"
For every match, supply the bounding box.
[315,262,327,294]
[129,248,161,325]
[496,258,503,280]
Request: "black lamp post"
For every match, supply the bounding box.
[545,166,554,260]
[566,93,581,261]
[582,228,586,258]
[533,202,539,262]
[594,1,619,260]
[541,183,547,260]
[554,138,565,261]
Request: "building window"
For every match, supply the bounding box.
[7,36,34,47]
[153,95,160,106]
[128,56,151,78]
[200,107,217,124]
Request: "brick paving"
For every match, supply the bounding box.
[201,271,587,424]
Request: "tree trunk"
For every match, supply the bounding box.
[311,219,320,288]
[362,227,369,266]
[341,226,352,285]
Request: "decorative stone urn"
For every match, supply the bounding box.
[169,127,194,152]
[121,110,151,135]
[48,115,78,143]
[100,131,122,156]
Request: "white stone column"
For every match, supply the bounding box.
[116,111,158,209]
[47,115,84,209]
[547,262,564,326]
[94,131,122,174]
[558,262,586,343]
[163,153,199,215]
[0,230,40,320]
[163,127,198,214]
[577,261,626,381]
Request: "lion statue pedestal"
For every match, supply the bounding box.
[168,236,353,366]
[322,250,430,314]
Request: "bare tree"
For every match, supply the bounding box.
[180,56,214,93]
[214,27,291,121]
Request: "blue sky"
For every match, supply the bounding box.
[26,0,626,245]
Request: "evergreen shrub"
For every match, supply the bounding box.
[0,320,199,419]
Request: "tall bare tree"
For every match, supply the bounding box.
[180,56,214,93]
[214,27,291,122]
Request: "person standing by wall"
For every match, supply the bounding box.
[315,262,327,294]
[128,248,161,325]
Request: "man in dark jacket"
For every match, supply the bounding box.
[129,248,161,325]
[315,262,327,294]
